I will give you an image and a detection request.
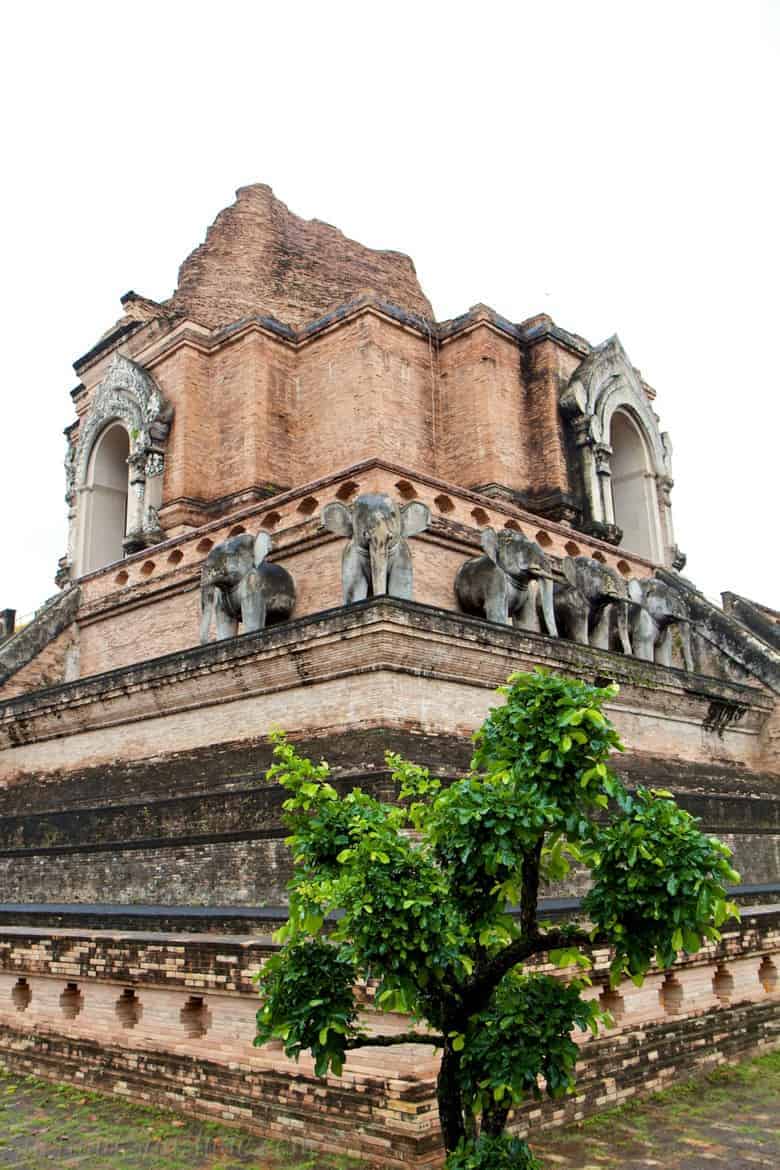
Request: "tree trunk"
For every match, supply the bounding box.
[437,1043,466,1152]
[480,1097,511,1137]
[520,837,543,938]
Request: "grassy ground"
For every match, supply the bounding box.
[0,1050,778,1168]
[532,1048,780,1169]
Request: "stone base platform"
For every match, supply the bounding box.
[0,910,778,1166]
[1,600,777,907]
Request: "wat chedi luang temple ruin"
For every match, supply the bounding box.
[0,184,778,1165]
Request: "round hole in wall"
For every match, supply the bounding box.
[12,977,31,1013]
[60,982,83,1020]
[228,525,246,538]
[759,955,778,994]
[598,986,625,1025]
[591,550,607,564]
[535,530,553,549]
[471,507,490,527]
[261,511,282,531]
[564,541,581,557]
[616,559,631,577]
[197,538,214,555]
[395,479,418,500]
[140,560,155,578]
[712,964,734,1006]
[503,519,523,533]
[297,496,319,516]
[167,549,184,566]
[115,987,143,1029]
[335,480,360,501]
[180,995,210,1039]
[114,570,129,586]
[659,972,683,1016]
[434,494,454,514]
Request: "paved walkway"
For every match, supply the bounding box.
[532,1049,780,1169]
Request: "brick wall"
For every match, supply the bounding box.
[166,183,434,330]
[522,338,578,502]
[72,302,593,545]
[0,751,777,907]
[1,625,78,700]
[438,325,527,490]
[67,461,657,678]
[0,838,292,907]
[0,914,777,1166]
[3,602,769,784]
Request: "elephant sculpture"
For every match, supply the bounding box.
[454,527,558,636]
[321,493,431,603]
[554,555,632,654]
[628,576,694,670]
[199,531,295,644]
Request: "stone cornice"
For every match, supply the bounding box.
[0,598,771,753]
[73,317,150,375]
[74,296,595,387]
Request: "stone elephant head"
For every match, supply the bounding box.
[629,576,694,670]
[200,531,296,643]
[455,527,558,636]
[555,555,632,654]
[321,492,431,604]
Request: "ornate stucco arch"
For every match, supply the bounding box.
[65,353,173,578]
[560,336,681,567]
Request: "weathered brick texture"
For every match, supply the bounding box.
[0,915,777,1166]
[167,183,434,329]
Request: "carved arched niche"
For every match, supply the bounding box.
[80,423,130,574]
[609,410,663,562]
[65,353,173,579]
[560,336,682,568]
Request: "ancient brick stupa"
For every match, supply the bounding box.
[0,185,777,1165]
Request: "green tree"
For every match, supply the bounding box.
[254,670,739,1168]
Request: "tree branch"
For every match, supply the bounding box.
[520,837,543,938]
[464,927,597,1015]
[345,1032,444,1050]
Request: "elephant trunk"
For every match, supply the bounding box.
[368,518,393,597]
[200,583,216,644]
[370,543,389,596]
[679,622,694,672]
[538,576,558,638]
[615,598,632,656]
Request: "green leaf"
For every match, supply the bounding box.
[583,709,606,726]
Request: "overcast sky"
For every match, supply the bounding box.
[1,1,777,619]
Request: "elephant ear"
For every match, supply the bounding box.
[401,500,430,537]
[480,527,499,563]
[321,501,353,537]
[628,578,645,605]
[254,531,272,567]
[561,556,579,589]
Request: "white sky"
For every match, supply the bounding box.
[1,1,777,619]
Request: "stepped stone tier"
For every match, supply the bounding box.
[1,184,778,1164]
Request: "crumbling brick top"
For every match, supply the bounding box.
[156,183,434,330]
